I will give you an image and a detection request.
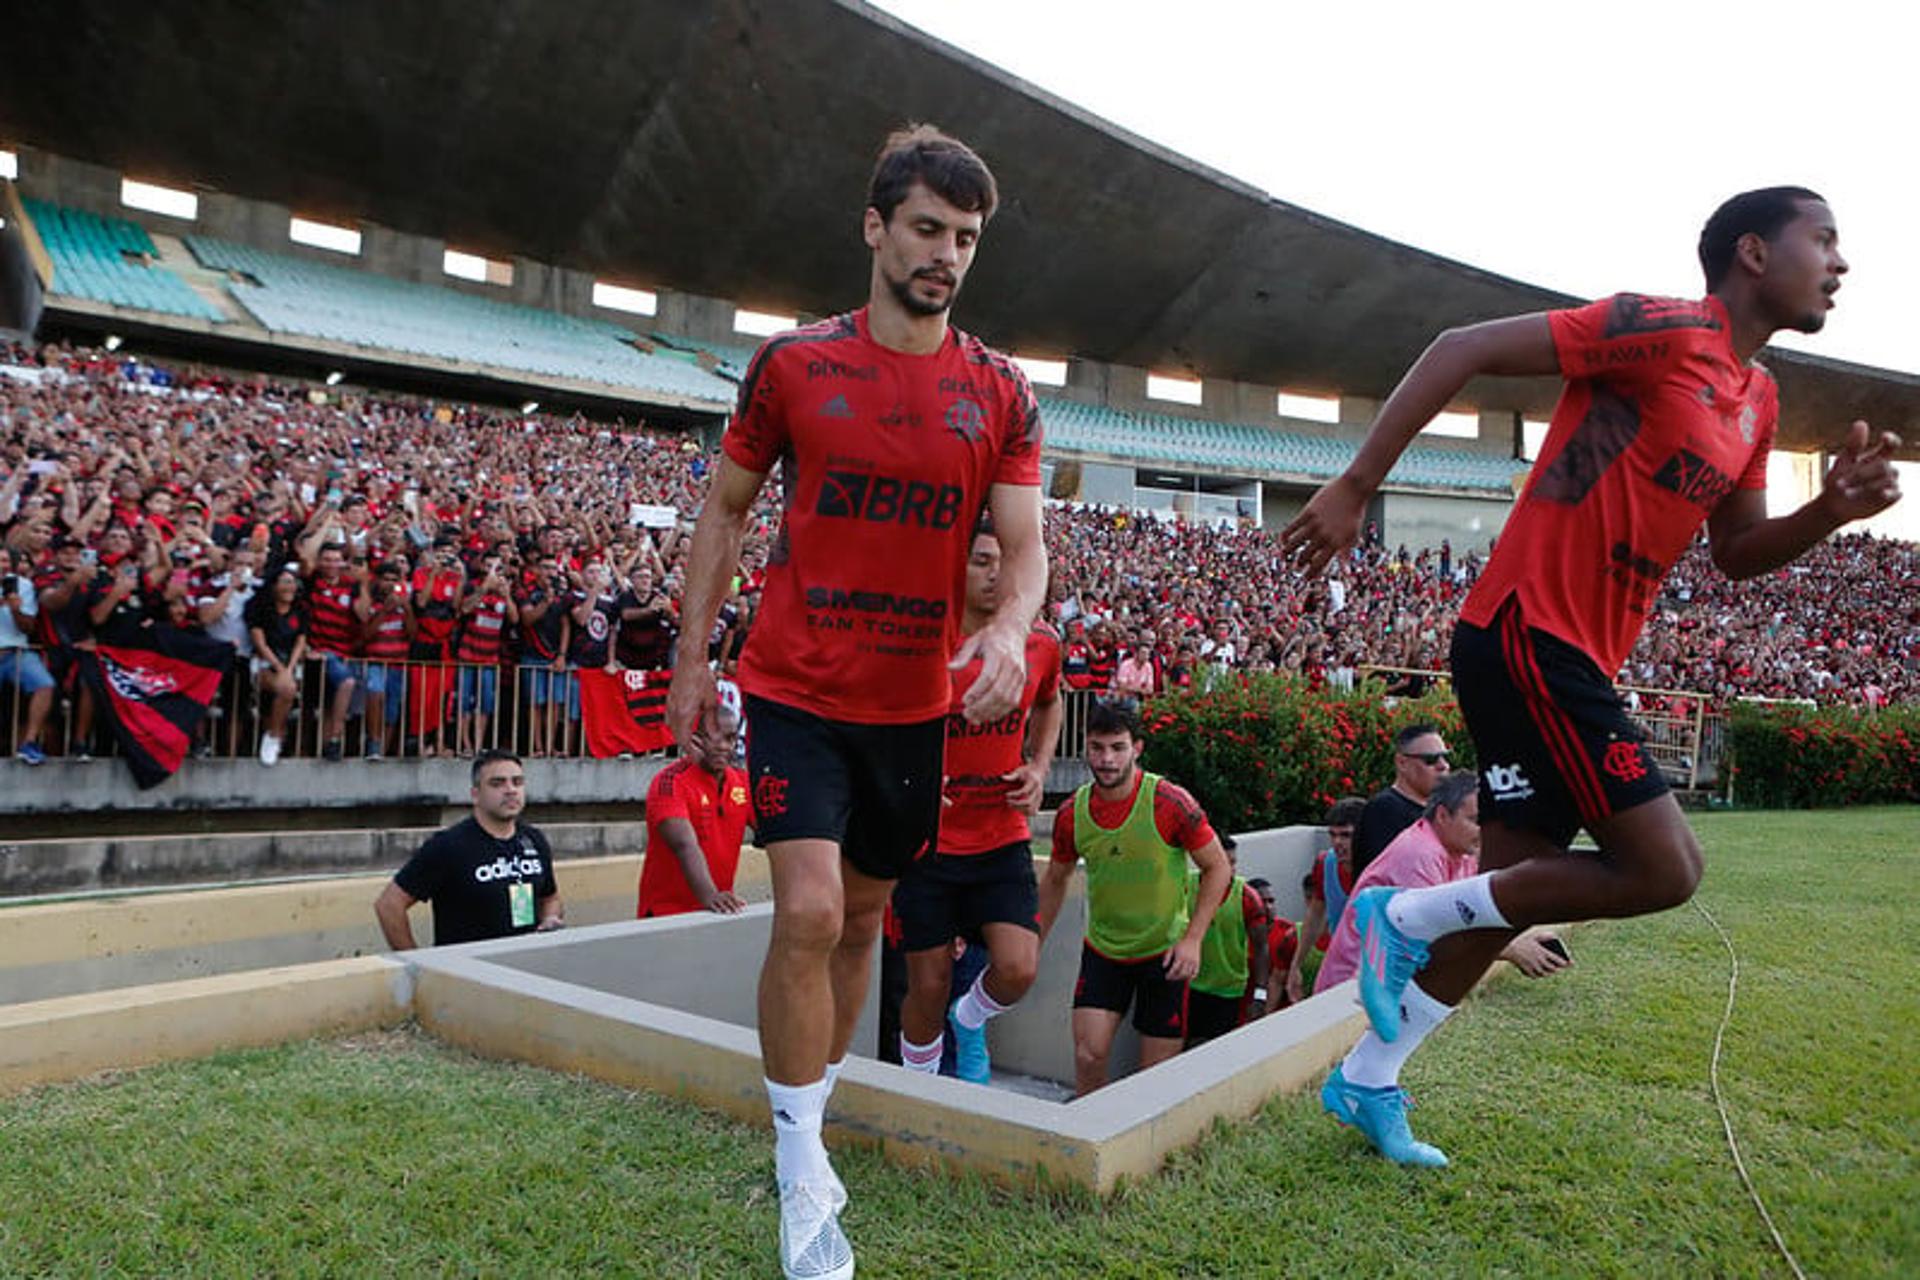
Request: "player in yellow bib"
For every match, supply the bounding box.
[1039,699,1230,1095]
[1184,833,1272,1046]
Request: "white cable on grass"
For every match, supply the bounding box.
[1693,899,1807,1280]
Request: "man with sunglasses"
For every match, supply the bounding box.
[1352,724,1450,879]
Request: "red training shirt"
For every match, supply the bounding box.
[1462,294,1775,674]
[639,759,752,917]
[938,622,1062,855]
[723,309,1043,724]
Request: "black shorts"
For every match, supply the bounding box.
[891,841,1040,953]
[744,694,944,882]
[1072,943,1187,1040]
[1451,598,1670,848]
[1184,990,1246,1047]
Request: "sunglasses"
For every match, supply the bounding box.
[1400,751,1450,766]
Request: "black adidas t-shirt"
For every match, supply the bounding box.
[393,816,557,946]
[1352,787,1425,880]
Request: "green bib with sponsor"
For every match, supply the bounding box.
[1075,772,1188,960]
[1189,870,1249,997]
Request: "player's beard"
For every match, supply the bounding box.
[886,266,959,317]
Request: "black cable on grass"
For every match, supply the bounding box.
[1693,899,1807,1280]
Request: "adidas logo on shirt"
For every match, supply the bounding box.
[819,394,853,419]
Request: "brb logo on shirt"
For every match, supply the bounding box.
[816,470,964,530]
[1485,763,1534,802]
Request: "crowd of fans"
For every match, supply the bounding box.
[2,338,1914,768]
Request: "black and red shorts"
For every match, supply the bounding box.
[1072,943,1187,1040]
[1184,990,1247,1047]
[1450,598,1669,848]
[891,840,1040,953]
[743,694,944,882]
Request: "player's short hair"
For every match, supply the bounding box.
[1394,722,1440,752]
[1325,795,1367,829]
[1424,770,1479,821]
[868,124,999,225]
[1698,186,1826,289]
[471,747,523,786]
[1086,696,1142,741]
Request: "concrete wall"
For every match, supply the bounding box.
[0,755,666,819]
[1379,490,1515,555]
[0,850,770,1004]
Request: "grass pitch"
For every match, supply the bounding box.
[1,808,1914,1277]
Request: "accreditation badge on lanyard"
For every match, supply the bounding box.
[508,837,539,928]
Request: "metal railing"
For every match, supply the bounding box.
[0,644,671,766]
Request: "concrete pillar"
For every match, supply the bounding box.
[198,192,292,248]
[360,224,438,285]
[1338,395,1382,427]
[653,290,735,345]
[16,149,122,212]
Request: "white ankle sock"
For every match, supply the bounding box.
[1341,980,1454,1088]
[899,1033,942,1074]
[822,1056,846,1103]
[952,970,1012,1031]
[1386,872,1511,943]
[766,1076,832,1187]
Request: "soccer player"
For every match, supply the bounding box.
[1184,832,1272,1047]
[1283,187,1903,1166]
[1038,698,1232,1096]
[893,522,1062,1083]
[667,126,1045,1280]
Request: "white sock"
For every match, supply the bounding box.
[1341,980,1454,1088]
[952,970,1012,1031]
[822,1056,846,1103]
[766,1076,832,1188]
[1386,872,1511,943]
[899,1033,942,1074]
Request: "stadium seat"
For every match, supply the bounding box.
[25,199,226,323]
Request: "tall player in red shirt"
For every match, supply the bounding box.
[668,127,1045,1280]
[1284,189,1902,1168]
[892,523,1062,1084]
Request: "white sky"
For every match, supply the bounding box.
[875,0,1917,536]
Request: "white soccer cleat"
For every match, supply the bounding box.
[259,734,282,767]
[779,1179,854,1280]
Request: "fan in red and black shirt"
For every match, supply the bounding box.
[1283,188,1903,1169]
[663,129,1046,1264]
[454,558,518,756]
[299,543,361,760]
[890,528,1063,1079]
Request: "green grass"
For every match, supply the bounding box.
[2,809,1915,1278]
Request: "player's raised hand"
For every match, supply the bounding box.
[666,661,719,759]
[1822,420,1904,522]
[954,620,1026,723]
[1280,474,1370,578]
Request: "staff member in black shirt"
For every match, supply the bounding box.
[1351,723,1451,879]
[375,749,564,948]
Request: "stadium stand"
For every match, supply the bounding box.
[1040,397,1522,492]
[183,236,736,403]
[23,199,225,322]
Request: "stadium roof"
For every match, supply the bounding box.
[3,0,1915,456]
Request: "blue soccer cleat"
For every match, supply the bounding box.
[1321,1065,1449,1168]
[1351,887,1429,1043]
[949,1000,991,1085]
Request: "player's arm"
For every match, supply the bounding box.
[1708,421,1903,579]
[953,482,1047,723]
[1283,897,1326,1006]
[1247,901,1272,1011]
[667,456,766,751]
[1282,314,1558,575]
[1036,808,1077,944]
[1004,670,1063,813]
[1168,837,1231,981]
[373,880,420,951]
[656,816,745,914]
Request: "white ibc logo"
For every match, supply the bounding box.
[1486,763,1534,800]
